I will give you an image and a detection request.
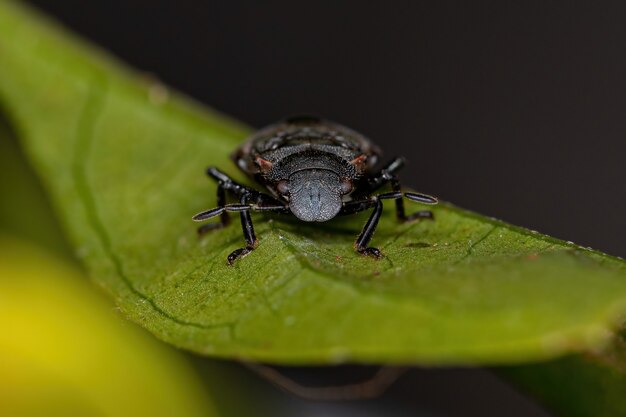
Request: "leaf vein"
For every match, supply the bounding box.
[72,79,230,330]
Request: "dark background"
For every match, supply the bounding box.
[23,1,626,416]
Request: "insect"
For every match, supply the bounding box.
[193,116,437,264]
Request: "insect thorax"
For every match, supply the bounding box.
[233,118,379,180]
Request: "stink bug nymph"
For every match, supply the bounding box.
[193,116,438,265]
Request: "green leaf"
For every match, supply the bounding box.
[1,0,626,365]
[501,332,626,417]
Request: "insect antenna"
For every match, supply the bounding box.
[404,192,438,204]
[193,203,289,221]
[192,204,250,221]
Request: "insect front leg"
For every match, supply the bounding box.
[226,194,258,265]
[224,195,289,265]
[355,198,384,258]
[342,190,436,258]
[341,192,401,258]
[193,199,287,265]
[194,167,289,264]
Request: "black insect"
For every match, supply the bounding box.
[193,116,437,264]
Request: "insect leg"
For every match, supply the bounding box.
[342,192,431,258]
[227,201,289,266]
[206,167,259,199]
[341,191,401,213]
[357,158,436,222]
[193,204,255,221]
[401,192,437,221]
[354,198,384,258]
[206,165,284,208]
[197,167,285,237]
[389,177,408,221]
[369,159,437,222]
[371,160,429,222]
[342,193,399,258]
[197,182,230,235]
[361,157,405,194]
[388,178,437,222]
[339,198,377,216]
[226,194,260,265]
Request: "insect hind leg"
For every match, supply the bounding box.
[389,178,436,222]
[197,182,230,235]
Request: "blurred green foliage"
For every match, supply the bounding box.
[501,338,626,417]
[0,114,71,257]
[0,236,219,417]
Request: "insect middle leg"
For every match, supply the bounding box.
[206,167,258,199]
[362,157,436,223]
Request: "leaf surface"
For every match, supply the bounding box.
[1,0,626,364]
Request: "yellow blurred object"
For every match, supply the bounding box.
[0,237,217,417]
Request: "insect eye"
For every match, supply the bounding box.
[277,180,290,195]
[340,179,353,194]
